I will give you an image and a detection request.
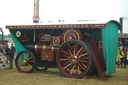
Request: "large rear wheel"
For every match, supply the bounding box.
[56,40,93,78]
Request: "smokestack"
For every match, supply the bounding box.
[119,18,123,33]
[0,27,3,40]
[33,0,39,23]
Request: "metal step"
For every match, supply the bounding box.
[0,54,8,69]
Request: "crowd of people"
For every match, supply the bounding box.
[117,46,128,68]
[5,44,15,69]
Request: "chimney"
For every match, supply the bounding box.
[33,0,40,23]
[119,18,123,33]
[0,27,3,40]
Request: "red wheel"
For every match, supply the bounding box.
[56,40,93,78]
[15,51,36,73]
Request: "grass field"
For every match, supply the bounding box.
[0,64,128,85]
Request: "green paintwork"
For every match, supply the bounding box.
[10,30,26,54]
[102,22,118,75]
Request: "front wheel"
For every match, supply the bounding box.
[56,40,93,78]
[15,51,36,73]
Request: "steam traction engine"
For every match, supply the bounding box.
[6,21,121,80]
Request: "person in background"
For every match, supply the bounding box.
[5,45,10,64]
[9,44,15,69]
[116,48,120,67]
[124,48,128,68]
[119,46,124,68]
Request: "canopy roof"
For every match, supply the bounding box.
[6,24,106,29]
[6,20,121,30]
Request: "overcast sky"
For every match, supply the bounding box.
[0,0,128,35]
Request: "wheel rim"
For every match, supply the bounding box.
[57,40,90,78]
[15,51,35,73]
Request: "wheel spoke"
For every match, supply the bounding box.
[23,65,27,71]
[68,44,73,53]
[19,65,24,68]
[60,58,69,61]
[70,65,75,74]
[28,54,31,57]
[63,55,70,58]
[63,63,71,69]
[67,48,72,55]
[77,47,83,55]
[19,58,24,62]
[78,63,85,71]
[78,64,80,74]
[80,61,87,68]
[80,60,88,63]
[80,57,88,59]
[79,53,88,58]
[64,61,71,65]
[74,63,78,74]
[75,43,78,52]
[24,53,26,60]
[62,50,70,55]
[28,61,34,63]
[26,63,33,67]
[69,63,73,72]
[19,62,24,66]
[18,62,23,63]
[79,49,85,55]
[26,57,32,61]
[74,46,76,54]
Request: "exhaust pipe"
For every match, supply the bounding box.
[119,18,123,33]
[33,0,39,23]
[0,27,3,40]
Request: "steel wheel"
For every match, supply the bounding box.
[15,51,36,73]
[56,39,93,78]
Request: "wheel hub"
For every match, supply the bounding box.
[71,55,78,63]
[23,60,27,64]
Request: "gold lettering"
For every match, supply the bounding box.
[50,25,52,28]
[62,25,65,28]
[81,25,84,27]
[66,25,69,28]
[53,25,56,28]
[74,25,77,28]
[37,26,39,28]
[59,25,61,28]
[47,25,49,28]
[69,25,72,28]
[85,25,88,28]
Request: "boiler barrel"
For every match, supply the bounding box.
[24,44,58,53]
